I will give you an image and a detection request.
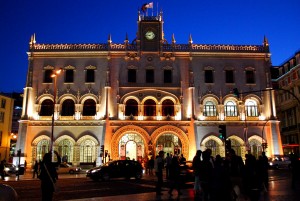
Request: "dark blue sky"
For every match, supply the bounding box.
[1,0,299,92]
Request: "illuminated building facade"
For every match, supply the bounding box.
[271,50,300,156]
[0,94,14,162]
[16,12,283,166]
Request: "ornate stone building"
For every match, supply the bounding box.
[271,50,300,156]
[0,94,14,162]
[16,11,283,167]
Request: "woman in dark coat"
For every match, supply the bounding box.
[39,152,59,201]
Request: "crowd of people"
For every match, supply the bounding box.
[150,149,275,201]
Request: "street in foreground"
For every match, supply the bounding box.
[0,169,299,201]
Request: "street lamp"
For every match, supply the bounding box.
[50,68,62,152]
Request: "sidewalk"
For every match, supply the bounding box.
[5,170,300,201]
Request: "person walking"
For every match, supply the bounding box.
[39,151,60,201]
[199,150,213,201]
[192,150,202,195]
[168,156,182,196]
[0,160,5,180]
[165,153,172,179]
[179,154,186,165]
[32,160,39,179]
[154,151,164,195]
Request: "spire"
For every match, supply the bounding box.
[29,33,36,45]
[189,34,193,44]
[172,33,176,44]
[124,33,129,44]
[107,34,112,44]
[263,35,269,52]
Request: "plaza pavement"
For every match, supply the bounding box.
[7,170,300,201]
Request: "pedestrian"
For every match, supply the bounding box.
[149,156,154,175]
[0,160,5,180]
[168,156,182,196]
[23,160,27,174]
[154,151,164,195]
[199,150,213,201]
[165,153,172,179]
[258,152,269,189]
[39,151,60,201]
[210,155,232,201]
[192,150,202,195]
[179,154,186,165]
[32,160,39,178]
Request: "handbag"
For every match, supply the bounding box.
[43,163,59,192]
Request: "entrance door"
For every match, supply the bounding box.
[156,133,182,156]
[119,133,145,163]
[126,141,137,160]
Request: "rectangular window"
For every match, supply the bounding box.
[205,70,214,83]
[164,70,172,83]
[128,69,136,83]
[246,70,255,84]
[225,70,234,83]
[86,69,95,83]
[0,112,4,122]
[65,69,74,83]
[44,69,53,83]
[146,69,154,83]
[1,99,6,108]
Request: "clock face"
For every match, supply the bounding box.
[145,31,155,40]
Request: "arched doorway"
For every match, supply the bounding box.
[119,133,145,163]
[155,134,182,156]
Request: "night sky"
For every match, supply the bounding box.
[1,0,299,92]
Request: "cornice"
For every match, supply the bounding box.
[28,120,105,126]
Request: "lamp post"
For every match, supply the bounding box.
[50,69,62,152]
[261,119,270,152]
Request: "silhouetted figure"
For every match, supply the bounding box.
[290,153,299,189]
[258,152,269,189]
[210,155,232,201]
[179,154,186,165]
[32,160,39,178]
[168,156,182,196]
[199,150,213,201]
[0,160,5,180]
[165,153,172,179]
[243,154,262,201]
[154,151,164,195]
[39,151,60,201]
[224,149,244,193]
[192,150,202,195]
[148,156,154,175]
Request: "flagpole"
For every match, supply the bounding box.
[157,2,158,17]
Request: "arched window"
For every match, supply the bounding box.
[204,139,220,157]
[36,139,49,161]
[156,134,181,156]
[229,138,242,156]
[204,101,217,116]
[80,139,96,163]
[82,99,96,116]
[61,99,75,116]
[39,99,54,116]
[245,100,258,117]
[224,101,237,116]
[125,99,138,116]
[249,139,262,159]
[58,139,73,163]
[162,99,174,116]
[144,99,156,116]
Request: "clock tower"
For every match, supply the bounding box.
[138,12,163,52]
